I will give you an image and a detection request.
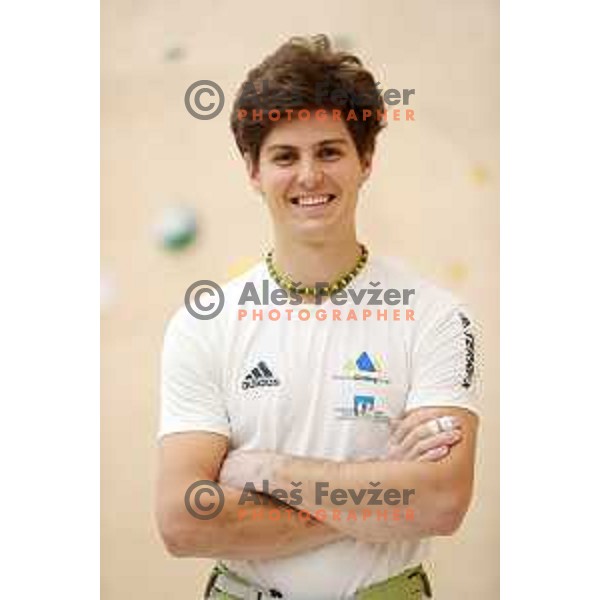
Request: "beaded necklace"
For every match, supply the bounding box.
[265,244,369,296]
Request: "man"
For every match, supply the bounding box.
[156,35,479,599]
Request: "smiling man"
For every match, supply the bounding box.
[156,35,479,599]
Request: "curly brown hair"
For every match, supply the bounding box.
[230,34,386,167]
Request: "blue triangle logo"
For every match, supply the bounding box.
[356,351,376,372]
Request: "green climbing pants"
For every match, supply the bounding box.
[203,561,432,599]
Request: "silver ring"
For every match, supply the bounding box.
[426,419,442,436]
[437,416,456,432]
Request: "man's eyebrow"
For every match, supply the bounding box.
[265,138,349,153]
[264,144,296,153]
[316,138,349,146]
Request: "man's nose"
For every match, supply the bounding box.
[297,158,324,188]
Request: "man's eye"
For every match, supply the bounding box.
[273,153,295,165]
[319,147,342,160]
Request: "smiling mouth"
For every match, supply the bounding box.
[290,194,337,207]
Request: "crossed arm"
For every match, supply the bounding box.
[220,407,477,543]
[155,430,344,560]
[155,407,477,559]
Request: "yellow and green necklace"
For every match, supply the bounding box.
[265,244,369,296]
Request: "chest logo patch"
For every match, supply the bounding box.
[241,361,281,390]
[333,351,391,421]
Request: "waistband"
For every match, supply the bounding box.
[203,561,432,599]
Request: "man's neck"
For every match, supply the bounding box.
[271,234,363,288]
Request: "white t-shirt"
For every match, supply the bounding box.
[159,255,479,599]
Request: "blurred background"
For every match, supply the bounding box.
[101,0,499,598]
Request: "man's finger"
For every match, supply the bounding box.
[390,414,460,447]
[386,427,461,462]
[407,429,462,460]
[393,423,461,460]
[416,445,449,462]
[389,411,438,445]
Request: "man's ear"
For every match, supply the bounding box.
[360,152,373,185]
[244,153,262,193]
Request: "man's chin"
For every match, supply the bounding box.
[285,222,338,243]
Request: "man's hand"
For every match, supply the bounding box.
[386,412,462,462]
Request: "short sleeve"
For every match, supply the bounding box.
[405,298,480,415]
[157,306,231,439]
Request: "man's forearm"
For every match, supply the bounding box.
[224,454,463,544]
[217,411,476,545]
[281,457,455,542]
[165,482,345,560]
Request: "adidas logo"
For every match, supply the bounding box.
[241,361,281,390]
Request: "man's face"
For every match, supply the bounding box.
[247,112,372,242]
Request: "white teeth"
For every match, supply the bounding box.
[295,195,332,206]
